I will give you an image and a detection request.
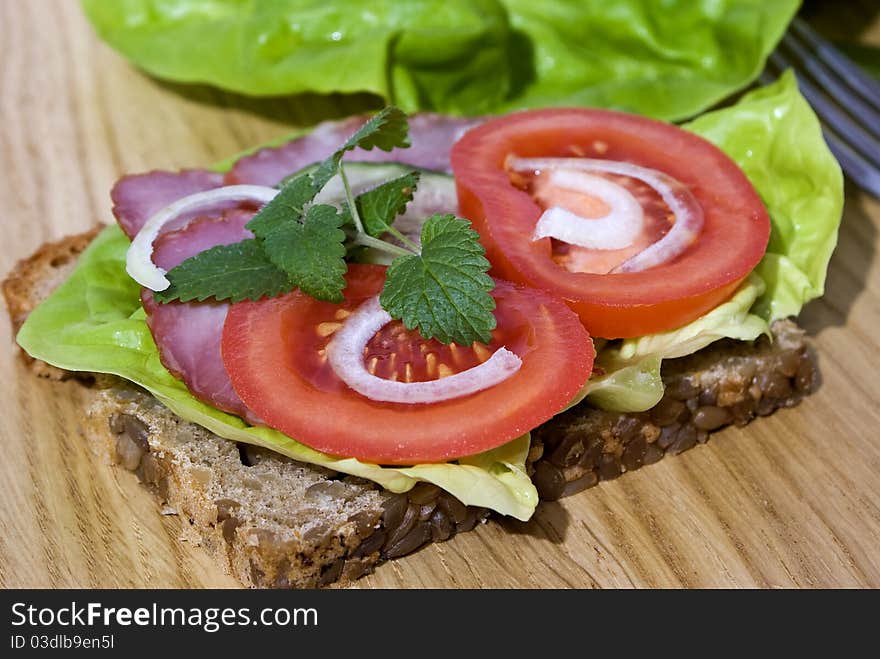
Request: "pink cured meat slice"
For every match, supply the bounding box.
[112,169,225,239]
[226,113,483,186]
[143,209,256,419]
[150,208,255,271]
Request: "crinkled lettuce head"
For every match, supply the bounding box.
[81,0,797,120]
[499,0,798,119]
[16,228,537,521]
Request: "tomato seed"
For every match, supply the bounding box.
[426,353,438,377]
[473,344,491,363]
[317,321,342,337]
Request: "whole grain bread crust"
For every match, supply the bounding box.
[3,226,103,380]
[3,229,818,588]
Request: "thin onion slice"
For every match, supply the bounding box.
[508,156,704,273]
[327,296,522,404]
[126,184,279,291]
[533,170,643,249]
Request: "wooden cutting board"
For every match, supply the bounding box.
[1,1,878,589]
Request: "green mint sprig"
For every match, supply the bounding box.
[154,107,496,346]
[261,204,348,303]
[347,171,421,243]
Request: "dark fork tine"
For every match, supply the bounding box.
[781,29,880,141]
[764,17,880,198]
[790,17,880,110]
[768,51,880,171]
[763,64,880,197]
[823,129,880,199]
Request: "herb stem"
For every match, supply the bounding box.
[339,161,420,258]
[339,164,366,236]
[354,234,413,258]
[385,226,421,253]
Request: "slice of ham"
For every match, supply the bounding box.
[120,113,477,420]
[143,209,256,419]
[112,169,224,239]
[226,113,483,186]
[148,207,257,271]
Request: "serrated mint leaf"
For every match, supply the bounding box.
[246,174,317,239]
[155,240,292,304]
[263,204,347,302]
[346,171,420,238]
[310,107,410,192]
[380,214,496,345]
[343,106,410,152]
[310,155,343,192]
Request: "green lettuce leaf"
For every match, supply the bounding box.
[81,0,797,120]
[685,70,844,321]
[16,227,537,520]
[499,0,798,119]
[81,0,512,116]
[584,71,843,412]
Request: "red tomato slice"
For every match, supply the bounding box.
[451,108,770,338]
[222,264,594,465]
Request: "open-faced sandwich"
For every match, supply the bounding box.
[3,71,842,588]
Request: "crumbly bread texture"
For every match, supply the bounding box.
[88,387,486,588]
[3,229,817,588]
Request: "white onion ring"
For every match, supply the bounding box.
[326,296,522,404]
[533,170,644,249]
[508,157,704,272]
[126,184,279,291]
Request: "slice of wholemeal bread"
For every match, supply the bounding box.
[3,229,817,588]
[87,387,486,588]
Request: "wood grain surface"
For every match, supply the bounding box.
[1,0,879,589]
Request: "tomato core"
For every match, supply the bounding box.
[515,168,674,275]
